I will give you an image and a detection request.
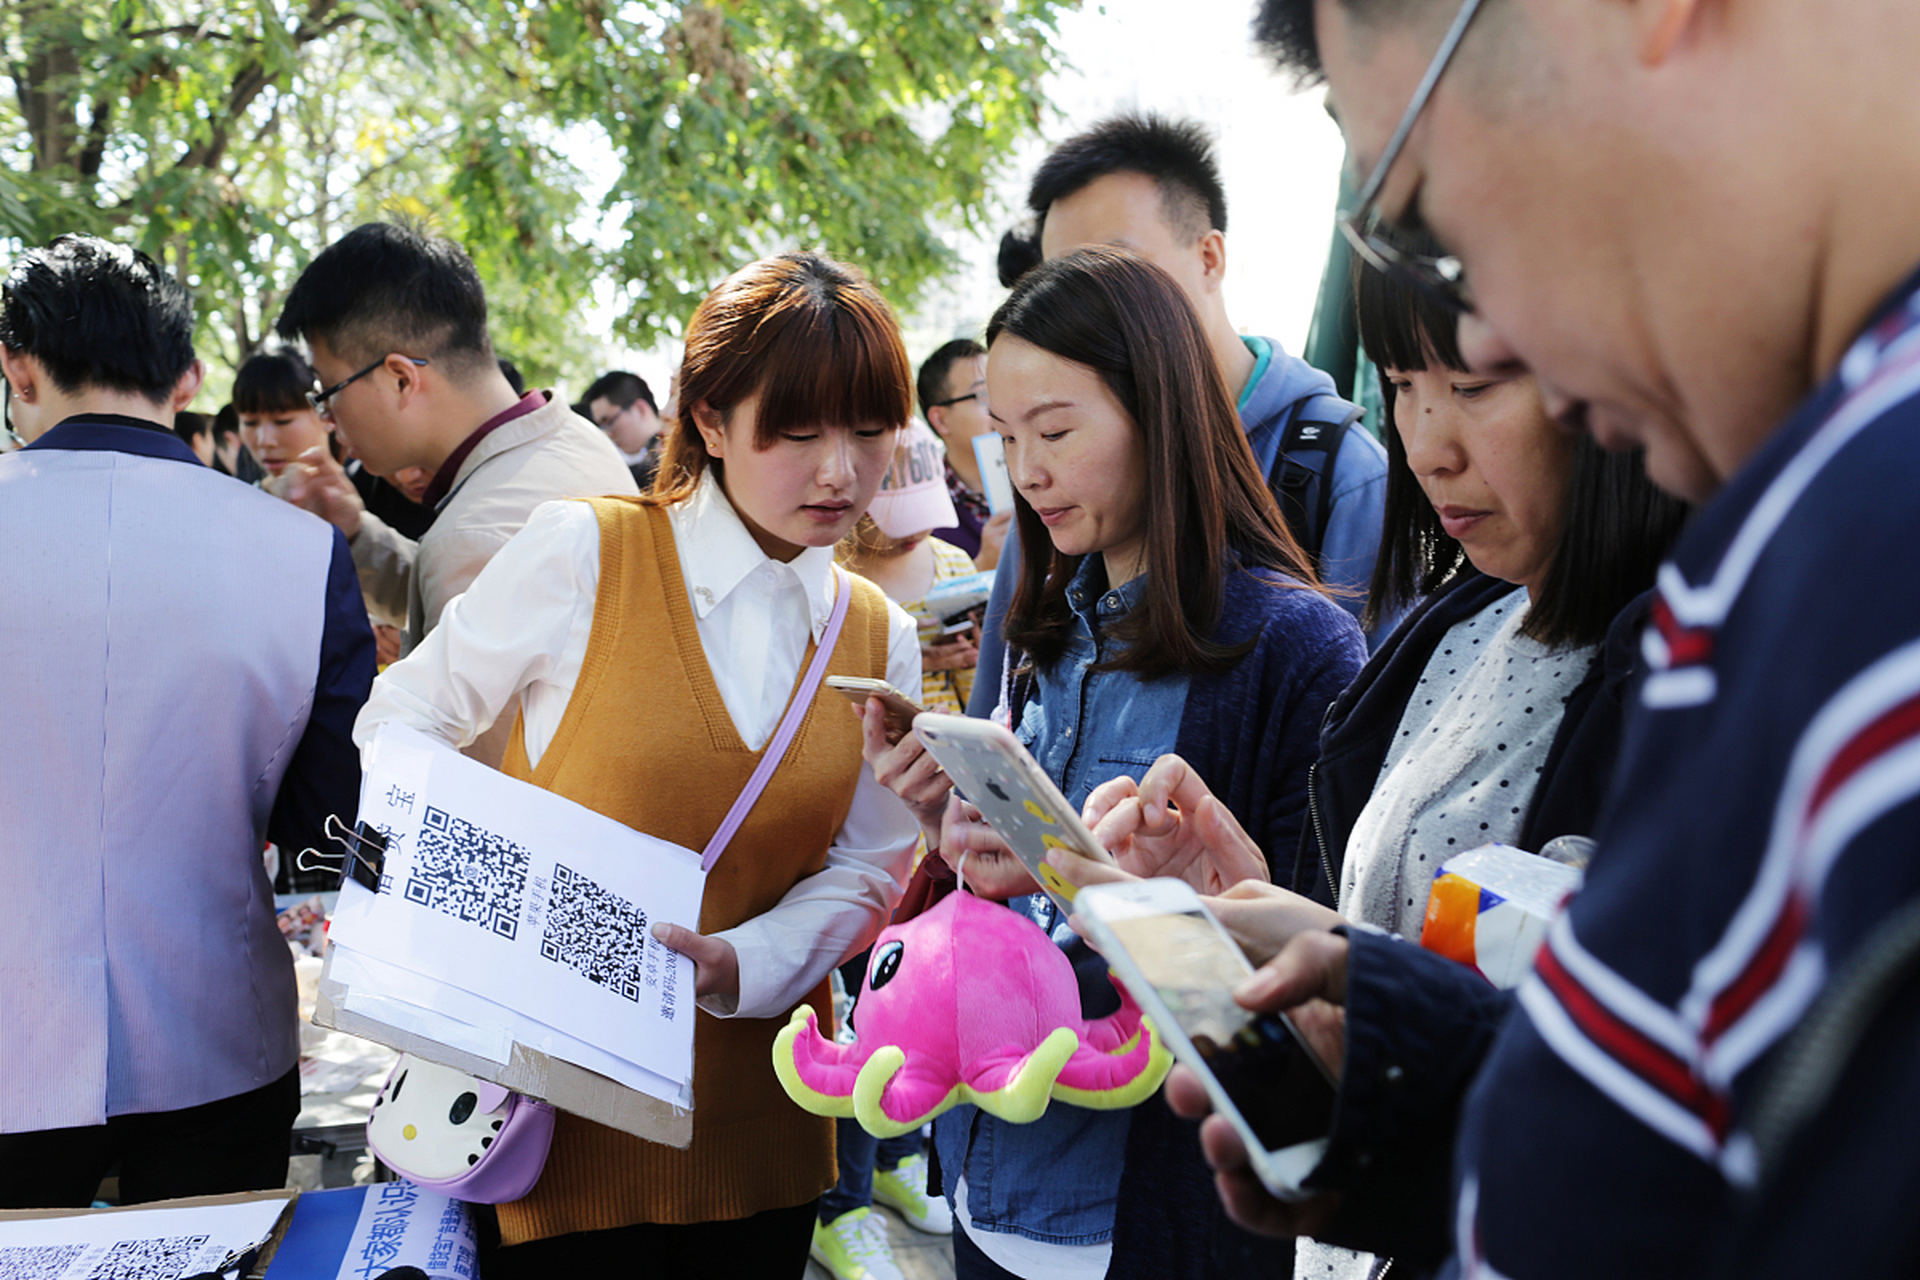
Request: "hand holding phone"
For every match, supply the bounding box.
[1077,878,1337,1203]
[911,713,1116,916]
[827,676,924,743]
[939,795,1045,901]
[854,696,953,842]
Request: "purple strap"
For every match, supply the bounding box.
[700,566,855,872]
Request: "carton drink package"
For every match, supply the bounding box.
[1419,843,1584,988]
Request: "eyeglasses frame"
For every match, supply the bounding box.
[308,354,429,419]
[1336,0,1489,314]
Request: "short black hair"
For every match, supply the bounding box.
[275,222,494,375]
[1028,113,1228,246]
[1254,0,1467,85]
[173,410,212,445]
[212,402,239,443]
[1251,0,1325,82]
[0,235,195,402]
[916,338,986,419]
[497,358,525,395]
[233,349,318,416]
[582,370,655,413]
[997,225,1043,289]
[1353,249,1689,647]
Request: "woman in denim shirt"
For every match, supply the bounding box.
[864,247,1365,1279]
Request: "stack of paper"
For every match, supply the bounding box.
[319,724,705,1124]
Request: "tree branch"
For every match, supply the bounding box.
[125,25,236,43]
[77,93,113,179]
[175,1,359,174]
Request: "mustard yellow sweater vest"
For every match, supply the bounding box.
[496,498,891,1241]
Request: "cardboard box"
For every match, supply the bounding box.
[314,965,692,1149]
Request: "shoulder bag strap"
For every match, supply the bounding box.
[700,565,855,871]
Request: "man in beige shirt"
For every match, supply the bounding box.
[275,221,637,765]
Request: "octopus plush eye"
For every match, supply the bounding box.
[449,1091,478,1124]
[870,941,905,991]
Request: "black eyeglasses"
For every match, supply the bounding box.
[1337,0,1487,314]
[308,354,429,419]
[929,382,987,411]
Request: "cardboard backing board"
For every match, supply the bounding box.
[313,970,693,1149]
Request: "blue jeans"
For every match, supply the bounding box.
[819,1120,924,1222]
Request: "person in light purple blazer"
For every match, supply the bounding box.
[0,236,374,1208]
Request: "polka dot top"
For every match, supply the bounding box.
[1339,589,1596,938]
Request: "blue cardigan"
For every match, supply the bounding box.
[1105,566,1364,1280]
[956,560,1363,1277]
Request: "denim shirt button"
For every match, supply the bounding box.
[1102,591,1121,611]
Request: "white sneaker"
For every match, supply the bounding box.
[810,1207,907,1280]
[873,1153,954,1235]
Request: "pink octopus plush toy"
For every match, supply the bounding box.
[774,889,1172,1138]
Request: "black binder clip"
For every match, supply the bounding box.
[296,814,389,892]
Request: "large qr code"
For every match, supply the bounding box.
[538,862,647,1001]
[405,806,528,939]
[0,1245,83,1280]
[88,1235,210,1280]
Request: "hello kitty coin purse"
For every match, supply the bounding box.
[366,1053,557,1202]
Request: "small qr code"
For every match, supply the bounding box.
[0,1244,83,1280]
[89,1234,209,1280]
[405,806,528,939]
[538,862,648,1001]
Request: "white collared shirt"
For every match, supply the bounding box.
[356,471,922,1018]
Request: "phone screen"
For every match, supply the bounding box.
[1107,911,1336,1153]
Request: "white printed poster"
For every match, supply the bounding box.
[326,724,703,1092]
[0,1196,289,1280]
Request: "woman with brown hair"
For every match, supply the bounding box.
[863,246,1367,1279]
[357,250,924,1273]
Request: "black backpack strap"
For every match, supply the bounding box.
[1269,399,1365,565]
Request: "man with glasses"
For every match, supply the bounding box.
[916,338,1010,569]
[275,221,636,765]
[582,368,666,489]
[1146,1,1920,1276]
[0,235,373,1206]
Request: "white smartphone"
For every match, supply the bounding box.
[1076,878,1337,1202]
[911,712,1116,915]
[826,676,924,743]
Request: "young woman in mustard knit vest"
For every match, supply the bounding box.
[356,251,923,1274]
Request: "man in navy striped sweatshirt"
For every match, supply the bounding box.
[1155,0,1920,1276]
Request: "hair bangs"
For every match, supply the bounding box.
[648,250,910,505]
[233,350,318,415]
[747,292,912,444]
[1352,245,1467,373]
